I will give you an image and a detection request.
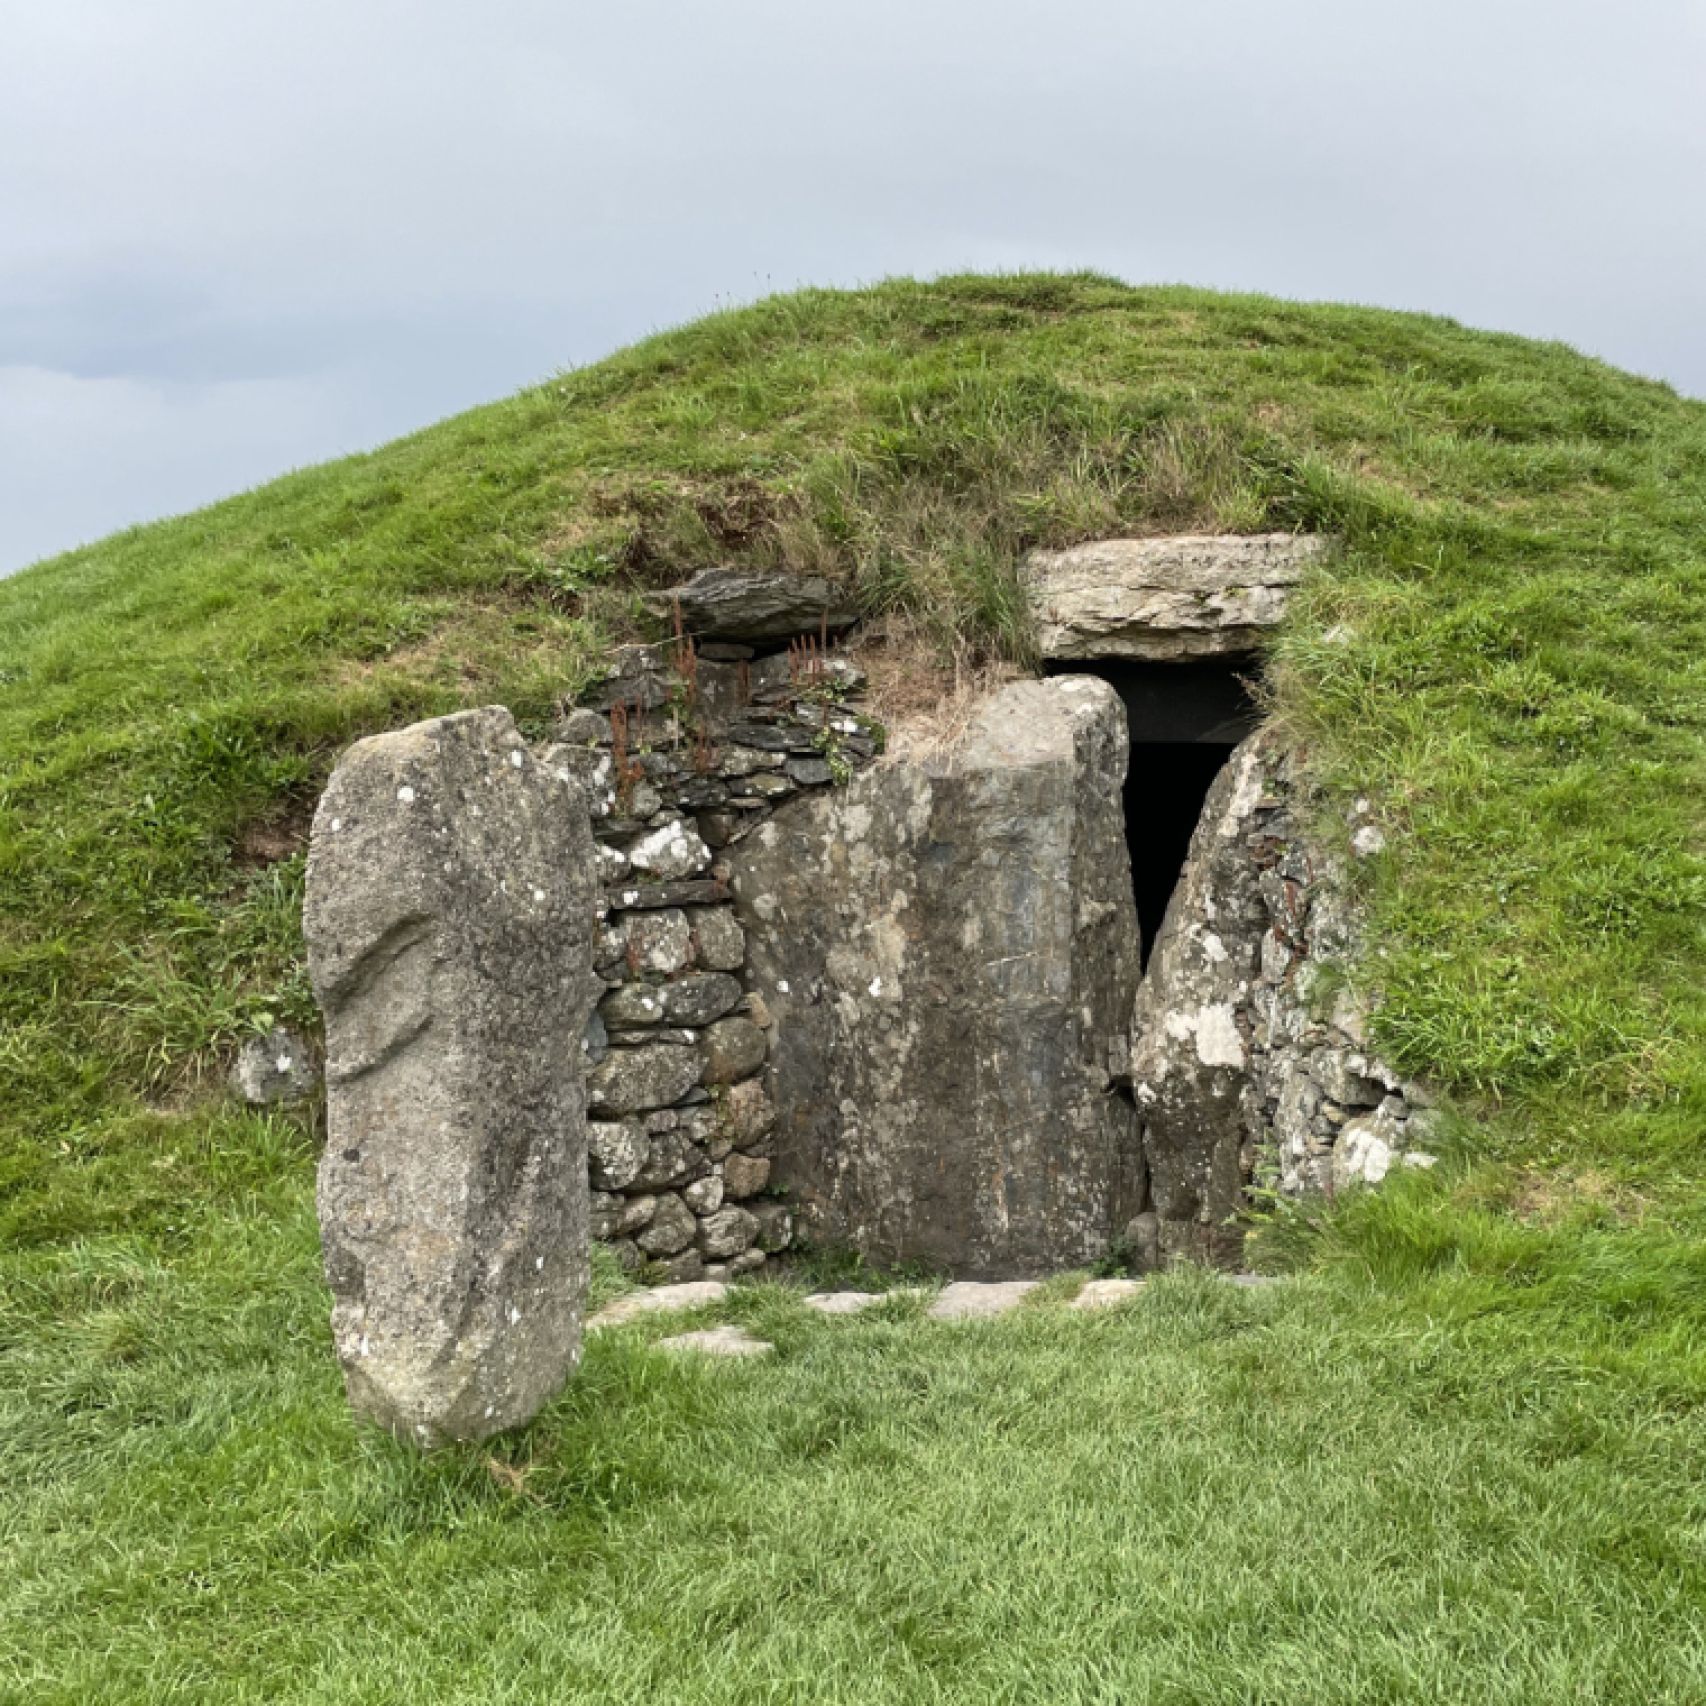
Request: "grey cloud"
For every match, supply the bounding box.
[2,0,1703,571]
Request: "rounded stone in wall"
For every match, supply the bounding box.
[697,1206,758,1259]
[588,1119,647,1191]
[693,908,746,971]
[587,1043,705,1116]
[721,1153,771,1199]
[631,1129,710,1192]
[702,1017,766,1084]
[637,1193,696,1257]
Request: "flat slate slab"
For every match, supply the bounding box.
[587,1280,729,1330]
[926,1280,1040,1321]
[1024,533,1326,662]
[656,1325,773,1358]
[803,1290,887,1315]
[1069,1278,1146,1311]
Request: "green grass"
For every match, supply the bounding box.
[3,272,1706,1699]
[5,1180,1706,1703]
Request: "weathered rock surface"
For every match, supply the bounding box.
[1024,534,1327,662]
[305,706,598,1446]
[1069,1277,1145,1311]
[229,1023,318,1106]
[588,1042,705,1115]
[749,1202,794,1252]
[692,908,747,971]
[657,1324,773,1357]
[648,568,858,642]
[587,1120,648,1191]
[702,1015,767,1084]
[729,676,1142,1277]
[637,1191,698,1256]
[600,973,742,1031]
[1128,737,1272,1268]
[721,1152,771,1199]
[927,1280,1040,1321]
[586,1279,729,1329]
[1129,725,1435,1268]
[804,1290,888,1315]
[697,1205,758,1259]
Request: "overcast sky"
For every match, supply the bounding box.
[3,1,1703,575]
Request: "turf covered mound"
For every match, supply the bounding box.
[5,273,1700,1239]
[4,274,1706,1703]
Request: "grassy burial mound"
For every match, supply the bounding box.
[3,275,1705,1701]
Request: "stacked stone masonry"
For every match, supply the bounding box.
[552,605,881,1283]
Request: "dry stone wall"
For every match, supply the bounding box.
[552,626,882,1282]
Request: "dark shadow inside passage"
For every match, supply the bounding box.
[1046,658,1261,968]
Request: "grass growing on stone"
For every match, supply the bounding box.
[3,274,1706,1699]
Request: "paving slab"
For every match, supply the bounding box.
[656,1325,773,1358]
[1069,1277,1146,1311]
[926,1280,1040,1321]
[587,1280,729,1330]
[803,1291,887,1315]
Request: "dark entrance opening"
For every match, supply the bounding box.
[1047,657,1260,967]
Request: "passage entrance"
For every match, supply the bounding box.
[1047,658,1260,966]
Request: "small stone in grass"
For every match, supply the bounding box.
[1069,1278,1145,1311]
[656,1325,772,1358]
[926,1280,1039,1321]
[804,1291,886,1315]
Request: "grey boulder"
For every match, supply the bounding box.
[648,568,858,642]
[587,1041,705,1114]
[305,706,599,1447]
[229,1024,319,1106]
[600,973,742,1031]
[729,676,1141,1277]
[1024,534,1326,662]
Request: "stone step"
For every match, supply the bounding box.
[587,1279,729,1329]
[1069,1277,1146,1311]
[925,1280,1040,1320]
[803,1290,891,1315]
[657,1325,772,1358]
[591,1271,1279,1337]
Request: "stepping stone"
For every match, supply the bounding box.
[1069,1277,1145,1311]
[803,1291,886,1315]
[926,1280,1039,1321]
[656,1325,772,1358]
[587,1280,729,1330]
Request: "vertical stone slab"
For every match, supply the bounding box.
[305,706,599,1446]
[1129,725,1434,1267]
[728,677,1142,1277]
[1128,736,1270,1268]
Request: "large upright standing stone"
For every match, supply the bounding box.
[1127,736,1271,1268]
[1129,727,1436,1267]
[305,706,599,1447]
[728,677,1142,1277]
